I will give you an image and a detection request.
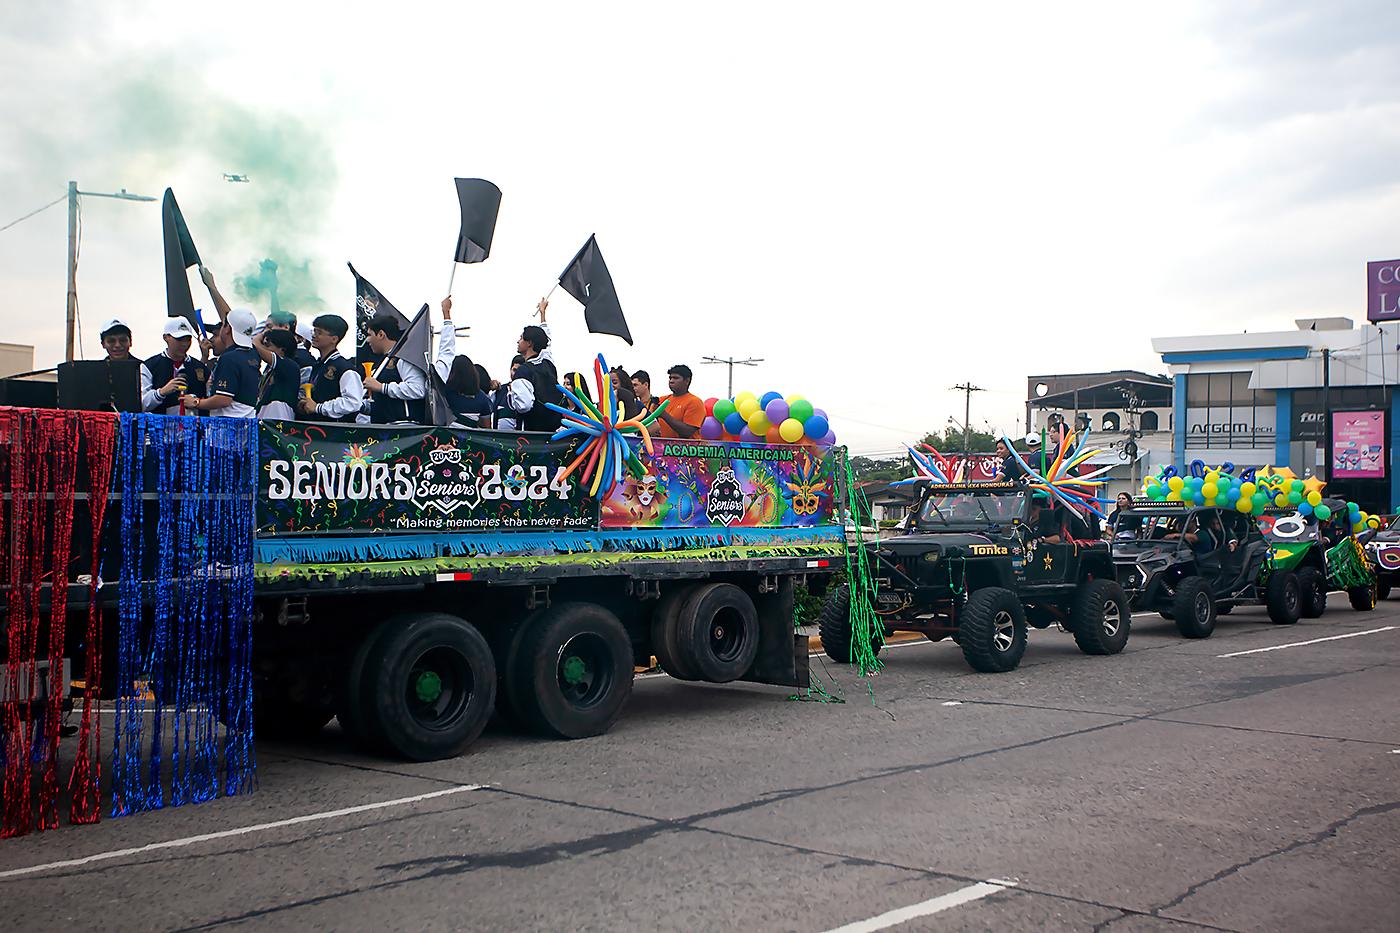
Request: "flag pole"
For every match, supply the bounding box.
[447,261,458,297]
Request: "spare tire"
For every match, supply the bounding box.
[676,582,760,683]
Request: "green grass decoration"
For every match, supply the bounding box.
[1326,536,1375,591]
[839,449,884,678]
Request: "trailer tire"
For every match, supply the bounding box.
[651,585,701,681]
[1348,583,1377,612]
[361,613,496,761]
[339,624,396,752]
[1171,577,1216,638]
[1266,571,1301,625]
[675,583,760,683]
[1070,579,1131,656]
[818,585,883,664]
[1297,566,1327,618]
[959,587,1028,673]
[516,602,633,739]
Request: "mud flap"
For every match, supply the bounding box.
[738,577,810,689]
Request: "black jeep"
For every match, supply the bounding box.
[822,480,1129,674]
[1110,499,1297,638]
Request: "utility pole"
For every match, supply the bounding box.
[950,382,985,458]
[65,181,157,361]
[1321,347,1331,482]
[702,355,762,398]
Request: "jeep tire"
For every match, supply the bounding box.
[1070,579,1131,655]
[818,585,883,664]
[959,587,1028,673]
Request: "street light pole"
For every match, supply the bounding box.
[701,355,763,398]
[64,181,157,361]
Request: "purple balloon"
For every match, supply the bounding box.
[700,416,723,440]
[764,398,789,423]
[820,430,836,446]
[814,408,827,420]
[739,426,759,443]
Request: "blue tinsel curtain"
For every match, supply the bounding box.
[112,414,257,815]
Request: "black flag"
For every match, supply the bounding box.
[162,189,202,330]
[453,178,502,263]
[559,234,632,345]
[348,263,409,366]
[378,303,433,379]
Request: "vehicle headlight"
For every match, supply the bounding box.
[923,552,940,564]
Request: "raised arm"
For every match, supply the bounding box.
[199,266,232,324]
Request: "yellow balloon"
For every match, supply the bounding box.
[1206,471,1220,484]
[1236,498,1253,513]
[1168,476,1185,492]
[787,394,807,404]
[1306,491,1322,507]
[1166,491,1182,501]
[734,391,757,408]
[737,398,760,420]
[1202,483,1218,499]
[1240,482,1256,497]
[747,410,771,435]
[779,418,805,443]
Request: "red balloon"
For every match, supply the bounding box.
[704,397,719,417]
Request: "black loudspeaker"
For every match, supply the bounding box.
[57,360,142,412]
[0,376,59,409]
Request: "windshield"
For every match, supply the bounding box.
[917,489,1025,528]
[1114,511,1190,542]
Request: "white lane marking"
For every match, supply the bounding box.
[820,879,1017,933]
[0,784,488,880]
[942,701,963,707]
[1217,626,1397,658]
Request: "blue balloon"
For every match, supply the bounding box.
[723,411,746,435]
[759,391,784,408]
[1192,492,1205,505]
[1298,502,1314,516]
[803,414,829,439]
[1226,488,1240,502]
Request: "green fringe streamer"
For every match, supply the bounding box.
[839,448,884,677]
[1327,536,1376,591]
[256,542,844,583]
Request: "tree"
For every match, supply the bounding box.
[849,456,906,484]
[920,425,998,454]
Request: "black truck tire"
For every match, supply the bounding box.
[1348,583,1378,612]
[675,583,760,683]
[514,602,633,739]
[817,585,883,664]
[1265,571,1301,625]
[487,611,541,730]
[339,623,398,752]
[1172,577,1217,639]
[1070,579,1131,656]
[651,584,701,681]
[959,587,1028,673]
[360,612,496,761]
[1297,566,1327,618]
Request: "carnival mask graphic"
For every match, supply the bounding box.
[785,456,828,517]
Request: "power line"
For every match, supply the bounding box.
[0,193,66,233]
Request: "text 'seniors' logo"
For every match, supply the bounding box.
[705,466,745,526]
[413,446,481,515]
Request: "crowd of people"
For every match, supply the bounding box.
[94,270,710,439]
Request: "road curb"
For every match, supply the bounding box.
[807,631,927,654]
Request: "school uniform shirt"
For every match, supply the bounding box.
[208,345,260,419]
[141,350,209,415]
[308,351,365,422]
[257,354,301,421]
[364,356,427,424]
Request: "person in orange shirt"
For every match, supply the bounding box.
[655,364,704,439]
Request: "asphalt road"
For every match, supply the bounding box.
[3,601,1399,932]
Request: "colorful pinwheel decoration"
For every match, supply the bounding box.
[547,354,671,499]
[1001,430,1113,519]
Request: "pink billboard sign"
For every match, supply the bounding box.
[1367,259,1400,322]
[1332,410,1386,479]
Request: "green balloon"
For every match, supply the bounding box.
[788,399,815,423]
[1290,479,1304,492]
[1288,490,1303,505]
[713,398,736,421]
[1314,504,1332,521]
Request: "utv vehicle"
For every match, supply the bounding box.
[1258,500,1379,614]
[1363,514,1399,601]
[821,480,1129,674]
[1110,499,1294,638]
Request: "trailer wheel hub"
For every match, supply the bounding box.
[414,670,444,703]
[562,655,588,686]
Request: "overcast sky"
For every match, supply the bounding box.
[2,1,1397,455]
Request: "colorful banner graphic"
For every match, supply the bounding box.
[1332,410,1386,479]
[258,422,595,534]
[599,439,836,529]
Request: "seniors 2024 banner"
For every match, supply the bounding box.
[257,425,837,535]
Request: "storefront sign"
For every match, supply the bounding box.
[599,439,836,528]
[1367,259,1400,323]
[1291,407,1326,441]
[1185,407,1276,447]
[1332,410,1386,478]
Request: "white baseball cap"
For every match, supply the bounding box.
[295,322,314,343]
[162,317,197,339]
[98,317,131,337]
[1024,433,1042,448]
[226,308,257,348]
